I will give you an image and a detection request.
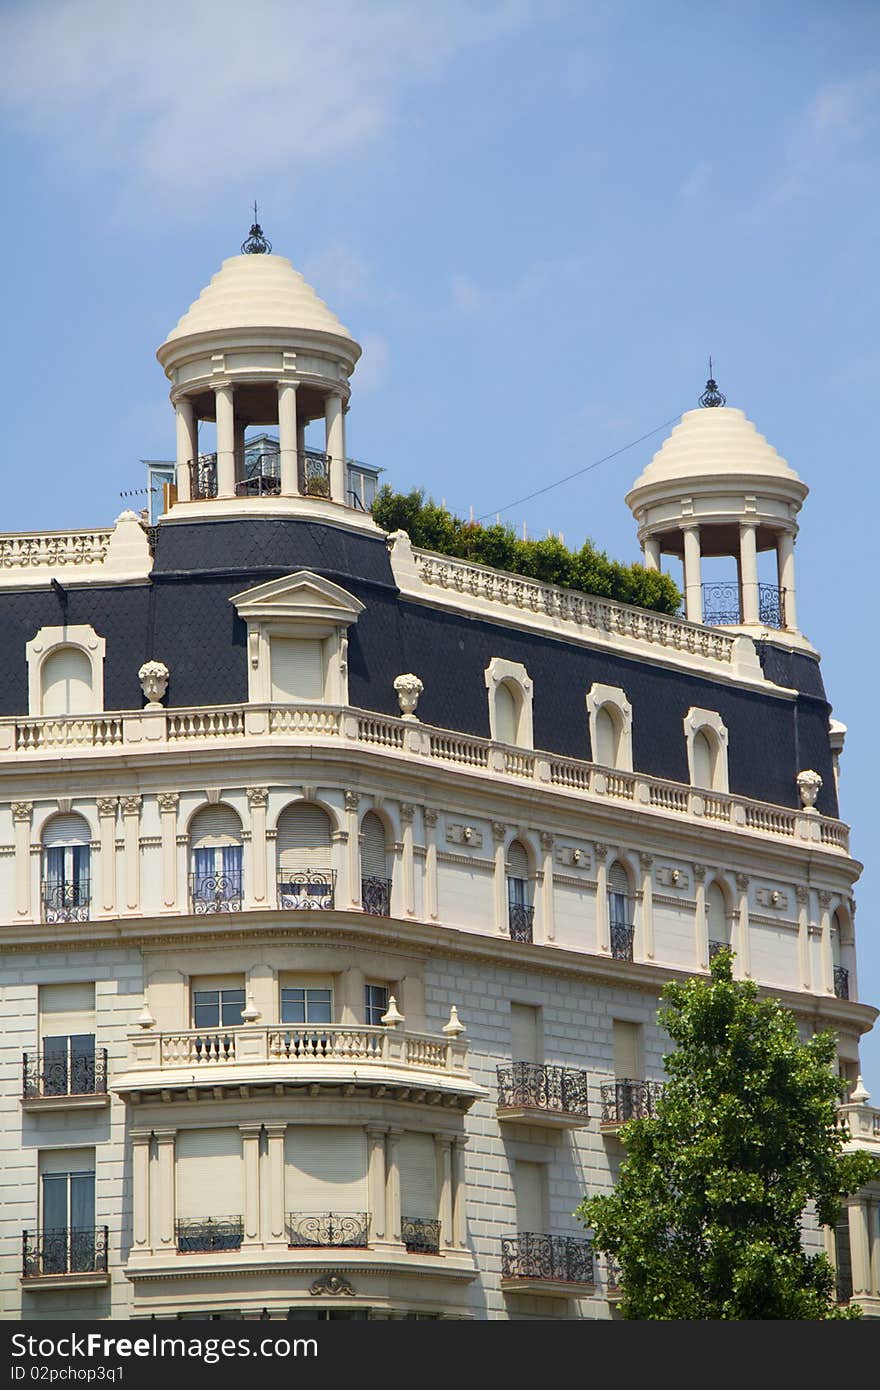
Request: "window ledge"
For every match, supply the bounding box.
[21,1093,110,1113]
[21,1272,110,1291]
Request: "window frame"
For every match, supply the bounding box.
[26,625,105,717]
[683,707,730,793]
[586,683,633,772]
[485,658,534,749]
[364,983,390,1026]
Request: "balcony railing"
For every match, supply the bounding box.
[834,967,850,1001]
[700,581,786,629]
[500,1233,594,1286]
[508,902,534,943]
[600,1078,665,1127]
[361,876,392,916]
[176,1217,243,1253]
[286,1212,369,1248]
[41,880,90,924]
[497,1062,589,1119]
[298,449,331,497]
[189,449,333,501]
[402,1217,441,1255]
[190,872,243,914]
[22,1227,108,1278]
[276,869,335,910]
[610,922,634,961]
[708,938,731,962]
[22,1048,108,1100]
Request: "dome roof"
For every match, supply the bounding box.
[162,253,357,347]
[629,405,805,496]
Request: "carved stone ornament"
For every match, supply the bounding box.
[138,660,169,709]
[593,842,609,862]
[735,873,750,892]
[491,821,507,843]
[393,672,424,721]
[423,808,439,827]
[343,790,360,813]
[756,887,788,911]
[399,802,416,824]
[121,796,142,816]
[448,822,483,848]
[11,802,33,822]
[97,798,118,818]
[540,832,554,853]
[796,768,822,810]
[658,865,688,890]
[157,792,180,813]
[246,788,269,809]
[310,1272,355,1297]
[692,863,707,883]
[795,884,810,905]
[556,844,589,869]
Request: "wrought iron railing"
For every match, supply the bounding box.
[276,869,336,910]
[22,1226,108,1278]
[496,1062,589,1118]
[500,1233,594,1285]
[361,876,392,916]
[402,1217,441,1254]
[41,880,90,924]
[176,1217,244,1252]
[708,939,731,962]
[236,452,281,496]
[298,449,331,498]
[606,1257,622,1297]
[188,453,218,499]
[834,966,850,1001]
[22,1048,108,1099]
[600,1078,665,1126]
[190,872,243,914]
[610,922,634,961]
[508,902,534,942]
[286,1212,369,1248]
[700,581,786,629]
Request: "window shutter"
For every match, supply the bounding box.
[41,648,93,716]
[360,813,387,878]
[692,730,715,788]
[176,1129,243,1219]
[190,806,242,849]
[270,638,324,702]
[277,804,332,871]
[507,841,529,879]
[39,983,95,1037]
[400,1133,437,1219]
[593,706,618,767]
[707,883,728,941]
[608,861,629,895]
[510,1003,540,1063]
[514,1161,545,1232]
[284,1128,367,1212]
[613,1020,641,1079]
[495,683,518,744]
[43,814,91,848]
[39,1147,96,1177]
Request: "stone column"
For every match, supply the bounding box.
[693,863,707,970]
[158,793,179,910]
[639,853,654,961]
[12,802,33,919]
[643,536,661,571]
[682,524,703,624]
[492,821,507,934]
[848,1198,872,1298]
[264,1124,287,1246]
[777,530,798,631]
[735,874,751,977]
[595,842,610,953]
[175,398,195,502]
[385,1129,402,1245]
[214,384,236,499]
[345,791,361,909]
[870,1199,880,1298]
[246,789,268,907]
[796,885,811,990]
[325,391,345,502]
[424,808,439,921]
[540,833,555,943]
[367,1126,387,1242]
[739,522,759,624]
[437,1135,454,1250]
[400,803,415,917]
[452,1137,468,1250]
[241,1124,262,1248]
[278,381,299,496]
[154,1129,176,1251]
[97,798,117,915]
[121,796,141,913]
[818,891,834,994]
[132,1132,151,1254]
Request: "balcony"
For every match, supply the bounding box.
[610,922,634,961]
[188,449,333,502]
[402,1217,441,1255]
[496,1062,590,1129]
[22,1049,109,1111]
[361,876,392,917]
[298,449,331,498]
[834,967,850,1001]
[287,1213,369,1249]
[500,1233,595,1296]
[508,902,534,943]
[708,938,730,962]
[701,581,786,629]
[190,871,243,914]
[600,1078,665,1133]
[22,1227,109,1288]
[41,880,90,924]
[276,868,335,911]
[176,1217,243,1253]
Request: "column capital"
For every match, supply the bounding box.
[97,797,118,818]
[424,808,439,828]
[539,832,554,852]
[157,792,179,813]
[639,852,654,870]
[692,862,707,882]
[735,873,750,892]
[12,802,33,822]
[491,820,507,843]
[152,1128,177,1142]
[264,1122,288,1139]
[239,1123,263,1138]
[121,795,142,816]
[818,890,834,908]
[246,787,269,809]
[795,884,810,905]
[344,790,361,812]
[593,841,609,862]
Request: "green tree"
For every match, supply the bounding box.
[578,951,880,1319]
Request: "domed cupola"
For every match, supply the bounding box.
[625,371,809,640]
[156,215,362,511]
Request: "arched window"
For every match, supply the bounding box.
[27,625,106,717]
[586,684,633,772]
[593,705,622,768]
[832,909,849,999]
[190,806,243,912]
[684,709,729,793]
[495,681,522,745]
[361,811,392,917]
[707,881,730,960]
[42,814,91,923]
[692,730,717,790]
[41,648,93,716]
[276,804,334,910]
[608,861,633,961]
[506,840,533,942]
[485,658,534,749]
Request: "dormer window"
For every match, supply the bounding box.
[485,659,534,748]
[684,709,729,793]
[586,684,633,772]
[27,626,105,717]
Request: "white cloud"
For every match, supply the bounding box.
[0,0,534,210]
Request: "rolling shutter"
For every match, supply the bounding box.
[277,804,332,871]
[39,1147,95,1177]
[507,841,529,879]
[495,683,518,745]
[608,861,629,894]
[400,1133,437,1219]
[360,813,387,879]
[176,1129,243,1219]
[270,638,324,702]
[284,1128,367,1212]
[43,814,91,848]
[510,1003,539,1063]
[515,1161,545,1232]
[613,1020,641,1080]
[39,983,95,1037]
[41,648,93,716]
[190,806,242,849]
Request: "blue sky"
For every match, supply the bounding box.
[2,0,879,1085]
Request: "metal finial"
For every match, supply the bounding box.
[241,203,272,254]
[699,356,726,408]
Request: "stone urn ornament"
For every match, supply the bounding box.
[138,660,169,709]
[796,768,822,811]
[393,673,424,721]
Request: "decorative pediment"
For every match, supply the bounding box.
[229,571,364,626]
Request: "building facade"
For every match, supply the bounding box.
[1,232,878,1321]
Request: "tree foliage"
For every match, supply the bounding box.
[371,486,682,616]
[578,951,880,1319]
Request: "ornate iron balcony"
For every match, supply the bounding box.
[276,869,335,910]
[22,1226,108,1278]
[22,1048,108,1100]
[500,1233,594,1285]
[190,872,243,914]
[610,922,634,961]
[236,452,281,496]
[176,1217,244,1253]
[834,966,850,1001]
[600,1078,665,1126]
[497,1062,589,1118]
[708,939,730,962]
[287,1212,369,1248]
[700,581,786,629]
[188,453,218,499]
[508,902,534,942]
[361,876,392,916]
[41,880,90,924]
[298,449,331,498]
[402,1216,441,1254]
